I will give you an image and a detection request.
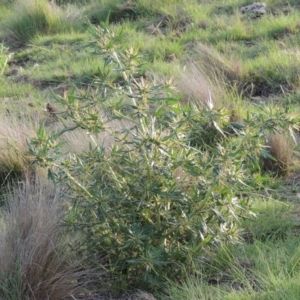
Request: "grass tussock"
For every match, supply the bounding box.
[262,132,292,176]
[178,62,218,109]
[0,178,88,300]
[0,114,40,186]
[1,0,76,46]
[180,42,243,112]
[191,42,240,86]
[178,48,243,122]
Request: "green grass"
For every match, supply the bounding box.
[6,30,182,90]
[1,0,79,46]
[166,238,300,300]
[165,197,300,300]
[13,41,106,86]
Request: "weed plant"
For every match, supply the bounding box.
[27,24,300,292]
[0,43,10,75]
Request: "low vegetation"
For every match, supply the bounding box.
[0,0,300,299]
[0,178,91,299]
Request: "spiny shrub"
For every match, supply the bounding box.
[28,25,300,291]
[0,43,11,75]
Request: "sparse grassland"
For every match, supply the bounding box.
[1,0,300,299]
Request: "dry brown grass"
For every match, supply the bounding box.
[60,118,134,154]
[179,42,240,110]
[178,62,218,109]
[191,42,239,84]
[0,108,131,184]
[0,178,90,300]
[262,132,292,176]
[0,113,41,186]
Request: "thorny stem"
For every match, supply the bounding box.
[88,133,99,149]
[111,50,146,133]
[52,163,93,199]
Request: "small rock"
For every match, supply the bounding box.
[240,2,267,18]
